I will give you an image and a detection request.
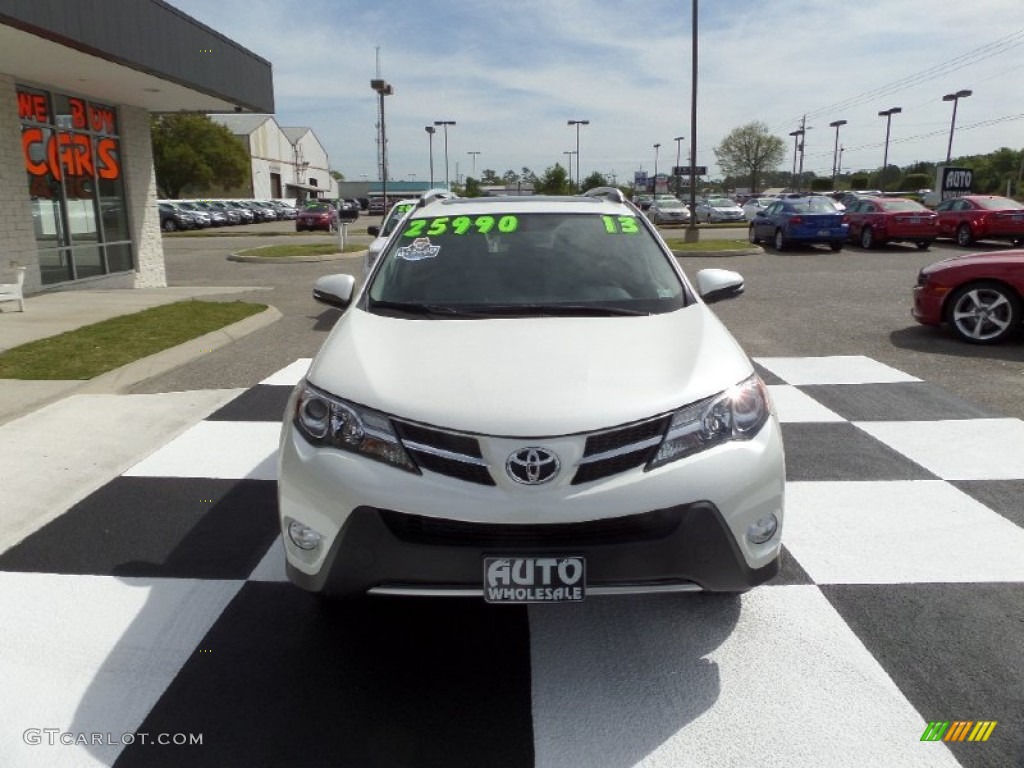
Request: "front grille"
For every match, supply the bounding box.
[379,507,683,548]
[393,420,494,486]
[573,416,669,485]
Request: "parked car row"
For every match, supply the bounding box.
[157,199,301,231]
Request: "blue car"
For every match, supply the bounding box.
[749,196,848,251]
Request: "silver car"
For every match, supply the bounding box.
[696,197,746,223]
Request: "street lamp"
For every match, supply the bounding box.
[829,120,847,189]
[789,129,804,189]
[370,78,393,217]
[878,107,902,188]
[563,151,576,189]
[467,150,481,179]
[424,126,436,187]
[434,120,456,190]
[673,136,685,195]
[567,119,589,191]
[942,89,972,162]
[653,143,661,186]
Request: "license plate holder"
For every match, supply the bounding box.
[483,556,586,603]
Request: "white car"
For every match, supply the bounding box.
[279,191,785,602]
[741,197,777,221]
[696,197,746,223]
[363,190,455,276]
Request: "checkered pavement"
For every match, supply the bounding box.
[1,356,1020,767]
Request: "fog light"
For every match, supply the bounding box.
[746,514,778,544]
[288,520,323,551]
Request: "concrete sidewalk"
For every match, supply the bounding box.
[0,286,279,425]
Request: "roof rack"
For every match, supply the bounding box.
[581,187,626,204]
[418,188,458,207]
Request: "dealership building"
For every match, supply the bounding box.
[0,0,273,295]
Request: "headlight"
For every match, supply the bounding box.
[647,374,770,470]
[293,382,419,474]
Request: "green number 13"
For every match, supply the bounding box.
[601,216,639,234]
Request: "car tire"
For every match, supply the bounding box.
[916,240,932,250]
[830,241,843,252]
[860,227,875,249]
[956,223,975,247]
[749,226,760,245]
[773,229,787,251]
[162,219,177,232]
[946,280,1021,344]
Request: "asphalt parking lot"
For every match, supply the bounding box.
[138,223,1024,421]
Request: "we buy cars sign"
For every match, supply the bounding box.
[935,166,973,201]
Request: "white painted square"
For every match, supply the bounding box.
[856,419,1024,480]
[755,356,920,385]
[0,572,240,768]
[767,385,845,423]
[259,359,311,387]
[784,480,1024,584]
[124,421,280,480]
[248,535,288,582]
[530,586,958,768]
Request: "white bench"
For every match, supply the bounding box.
[0,266,26,312]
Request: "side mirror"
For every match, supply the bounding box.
[695,268,744,304]
[755,211,766,217]
[367,225,380,237]
[312,274,357,310]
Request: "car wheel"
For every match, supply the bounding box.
[956,223,975,247]
[830,241,843,252]
[773,229,787,251]
[946,281,1022,344]
[748,225,760,245]
[860,227,874,249]
[162,219,177,232]
[916,240,932,250]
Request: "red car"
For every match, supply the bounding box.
[295,202,339,232]
[846,196,938,250]
[934,195,1024,247]
[913,250,1024,343]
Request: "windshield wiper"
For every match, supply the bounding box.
[368,300,473,317]
[461,304,649,317]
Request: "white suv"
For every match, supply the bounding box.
[279,191,785,602]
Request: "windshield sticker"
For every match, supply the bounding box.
[403,215,519,238]
[395,237,441,261]
[601,215,640,234]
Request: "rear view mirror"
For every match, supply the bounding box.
[367,225,380,237]
[312,274,356,310]
[695,269,744,304]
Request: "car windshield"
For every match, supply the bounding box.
[975,197,1024,211]
[881,200,927,212]
[708,198,734,207]
[367,211,686,317]
[788,198,839,214]
[658,200,685,209]
[305,204,331,212]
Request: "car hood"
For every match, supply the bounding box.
[924,250,1024,273]
[306,306,754,436]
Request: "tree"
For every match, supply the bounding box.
[536,164,570,195]
[151,113,250,198]
[463,176,482,197]
[330,170,345,181]
[480,169,501,185]
[581,171,609,191]
[713,122,786,193]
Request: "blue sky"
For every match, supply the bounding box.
[167,0,1024,187]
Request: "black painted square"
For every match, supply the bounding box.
[205,384,293,422]
[781,422,937,481]
[798,382,1001,422]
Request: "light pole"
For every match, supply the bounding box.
[424,126,436,188]
[829,119,847,189]
[673,135,685,195]
[563,151,576,190]
[371,78,393,217]
[467,151,480,179]
[942,89,972,162]
[653,143,661,189]
[789,129,804,189]
[567,119,589,191]
[878,107,902,189]
[434,120,456,190]
[687,0,698,235]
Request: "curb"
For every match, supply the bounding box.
[672,247,764,258]
[0,305,282,425]
[228,249,366,263]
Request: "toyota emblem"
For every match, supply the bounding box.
[506,447,560,485]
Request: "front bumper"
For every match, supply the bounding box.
[278,412,785,598]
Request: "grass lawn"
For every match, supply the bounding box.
[0,300,267,380]
[235,243,365,258]
[663,239,753,252]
